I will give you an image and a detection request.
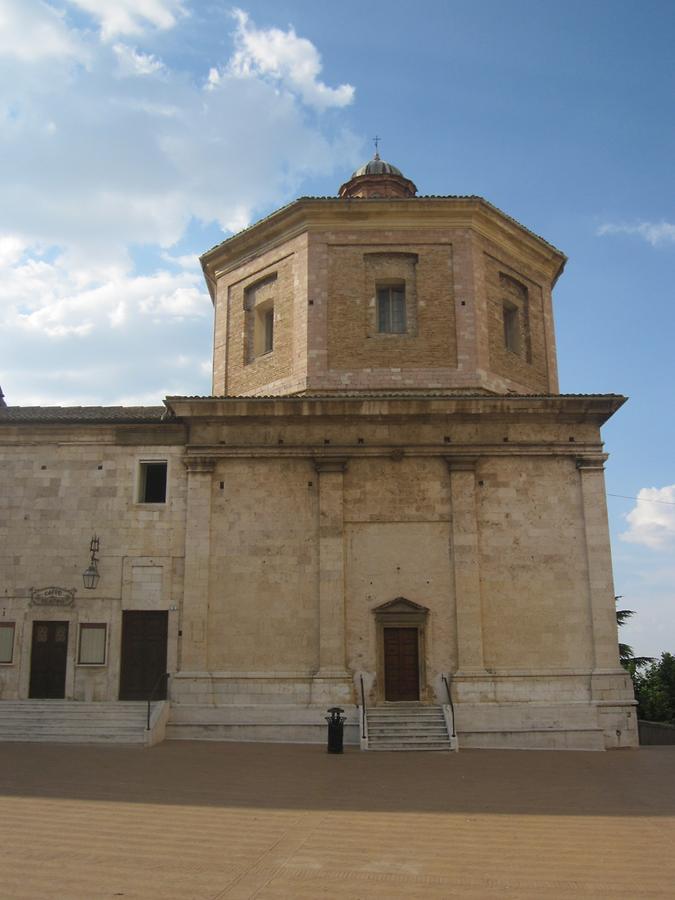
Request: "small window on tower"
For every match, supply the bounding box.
[503,302,520,354]
[377,283,406,333]
[252,301,274,357]
[138,460,167,503]
[264,307,274,354]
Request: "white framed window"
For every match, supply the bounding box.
[78,623,107,665]
[0,623,15,664]
[138,460,168,503]
[377,283,406,333]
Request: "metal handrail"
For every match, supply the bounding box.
[146,672,170,730]
[442,674,456,738]
[359,674,368,742]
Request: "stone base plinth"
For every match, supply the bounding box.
[166,703,359,745]
[167,673,357,745]
[454,699,638,750]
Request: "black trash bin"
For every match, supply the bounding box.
[325,706,346,753]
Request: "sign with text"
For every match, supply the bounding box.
[30,587,76,608]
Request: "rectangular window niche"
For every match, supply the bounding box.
[138,460,168,503]
[364,252,418,338]
[244,273,277,362]
[0,622,15,664]
[78,623,107,665]
[499,272,531,362]
[503,302,520,353]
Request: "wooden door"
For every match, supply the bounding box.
[119,611,168,700]
[29,621,69,699]
[384,627,420,701]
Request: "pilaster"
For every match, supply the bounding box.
[453,233,480,381]
[313,458,349,680]
[447,457,486,674]
[180,455,216,671]
[576,456,621,672]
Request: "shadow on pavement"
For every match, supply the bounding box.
[1,741,674,817]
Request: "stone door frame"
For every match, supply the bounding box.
[372,597,430,703]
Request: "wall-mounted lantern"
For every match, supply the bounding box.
[82,535,100,590]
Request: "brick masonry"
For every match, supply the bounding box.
[205,199,564,397]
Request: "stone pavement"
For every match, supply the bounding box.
[1,742,673,899]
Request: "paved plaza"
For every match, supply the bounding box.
[1,741,673,899]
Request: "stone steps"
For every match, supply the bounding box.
[0,702,148,744]
[368,740,452,750]
[365,705,456,752]
[369,728,448,738]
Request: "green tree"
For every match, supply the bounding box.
[633,653,675,723]
[615,597,653,670]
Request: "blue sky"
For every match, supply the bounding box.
[1,0,673,656]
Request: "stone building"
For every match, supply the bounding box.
[0,154,638,749]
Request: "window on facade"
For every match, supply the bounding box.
[245,274,277,362]
[138,461,167,503]
[0,623,15,664]
[78,623,107,665]
[377,284,406,333]
[264,307,274,354]
[503,302,520,354]
[251,301,275,357]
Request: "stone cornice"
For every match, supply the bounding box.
[165,394,626,426]
[183,455,216,474]
[200,197,566,300]
[181,444,606,461]
[576,454,609,471]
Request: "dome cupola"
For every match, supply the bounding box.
[338,143,417,199]
[351,156,404,178]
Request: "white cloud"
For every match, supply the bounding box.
[597,220,675,247]
[66,0,186,40]
[0,0,84,62]
[621,485,675,548]
[0,249,210,337]
[0,234,26,265]
[0,9,358,257]
[113,42,164,76]
[0,244,213,402]
[228,8,354,110]
[0,7,359,405]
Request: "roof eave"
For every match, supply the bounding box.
[164,393,626,426]
[200,196,566,287]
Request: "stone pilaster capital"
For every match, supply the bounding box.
[575,454,607,472]
[313,457,349,474]
[183,455,216,474]
[445,456,479,473]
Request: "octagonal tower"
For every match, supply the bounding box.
[201,157,566,397]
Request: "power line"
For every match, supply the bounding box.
[607,493,675,506]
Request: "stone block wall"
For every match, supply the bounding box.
[0,396,636,748]
[0,428,186,700]
[477,455,593,671]
[207,457,319,672]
